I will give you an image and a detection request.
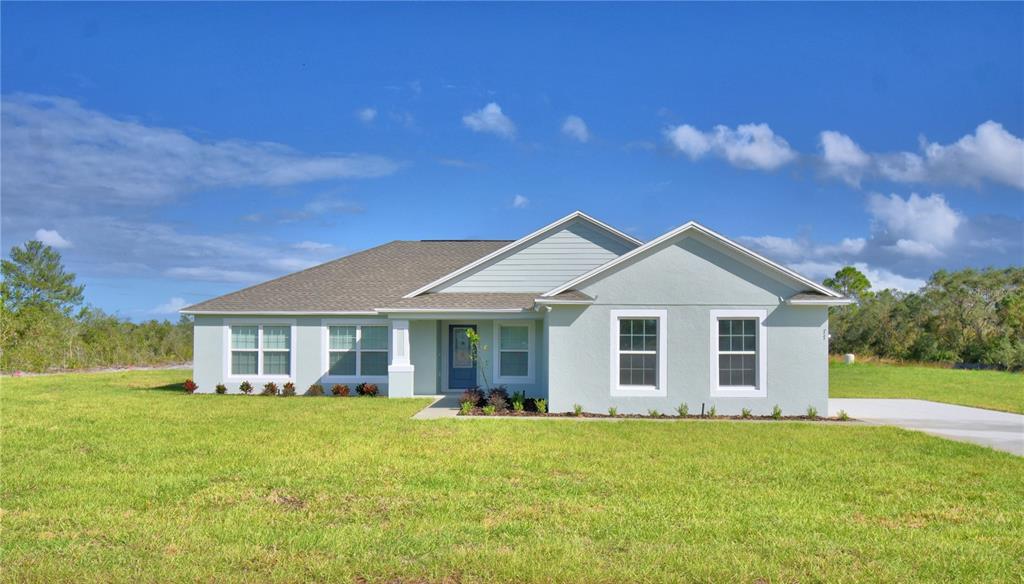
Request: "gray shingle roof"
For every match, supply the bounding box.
[379,290,593,311]
[183,240,512,313]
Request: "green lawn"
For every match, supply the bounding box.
[830,360,1024,414]
[3,371,1022,583]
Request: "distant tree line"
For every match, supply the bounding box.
[825,265,1024,369]
[1,241,192,372]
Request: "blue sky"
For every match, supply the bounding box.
[2,2,1022,319]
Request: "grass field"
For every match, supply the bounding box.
[3,370,1023,583]
[830,359,1024,414]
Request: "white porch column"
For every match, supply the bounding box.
[387,319,415,397]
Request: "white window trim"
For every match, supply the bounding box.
[709,309,768,398]
[492,320,536,384]
[223,318,297,382]
[610,309,668,397]
[320,319,391,384]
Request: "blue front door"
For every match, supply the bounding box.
[449,325,477,390]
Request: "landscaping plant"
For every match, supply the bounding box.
[608,407,617,417]
[806,405,818,419]
[676,403,688,417]
[707,405,717,417]
[488,388,509,411]
[648,409,660,417]
[511,391,525,412]
[837,409,850,421]
[482,405,496,415]
[356,383,378,397]
[215,383,227,394]
[331,383,349,397]
[183,379,198,394]
[261,382,278,396]
[306,384,324,396]
[573,403,583,416]
[535,399,547,414]
[238,381,253,395]
[459,388,484,407]
[741,408,752,419]
[460,401,473,415]
[281,382,296,397]
[772,405,782,419]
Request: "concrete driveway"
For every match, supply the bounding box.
[830,398,1024,456]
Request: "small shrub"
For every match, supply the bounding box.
[608,406,618,417]
[239,381,253,395]
[261,382,279,396]
[806,405,818,419]
[741,408,752,419]
[183,379,198,394]
[572,403,583,416]
[647,409,661,417]
[771,404,782,419]
[460,401,474,415]
[482,405,496,415]
[459,388,484,406]
[356,383,379,397]
[215,383,227,395]
[511,391,526,412]
[676,403,688,417]
[708,405,717,417]
[535,399,547,414]
[488,388,509,411]
[837,409,850,421]
[281,382,296,397]
[306,384,324,396]
[331,383,349,397]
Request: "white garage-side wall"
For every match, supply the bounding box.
[547,233,829,416]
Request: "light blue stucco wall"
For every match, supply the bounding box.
[192,314,547,397]
[192,315,393,395]
[546,233,829,415]
[437,219,634,292]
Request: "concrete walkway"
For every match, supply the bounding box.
[830,398,1024,456]
[411,394,461,420]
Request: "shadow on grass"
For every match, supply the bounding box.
[142,382,188,393]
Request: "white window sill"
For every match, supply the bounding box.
[321,375,389,384]
[711,387,766,398]
[611,386,666,397]
[494,376,535,385]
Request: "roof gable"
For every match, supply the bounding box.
[403,211,641,298]
[542,221,844,299]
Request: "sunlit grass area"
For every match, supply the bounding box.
[830,359,1024,413]
[3,370,1022,582]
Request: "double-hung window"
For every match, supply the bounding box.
[610,309,667,396]
[710,309,767,397]
[228,323,293,377]
[493,321,534,383]
[324,322,389,379]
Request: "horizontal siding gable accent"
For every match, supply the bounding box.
[438,220,634,293]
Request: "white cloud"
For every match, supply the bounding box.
[34,228,72,249]
[561,115,590,143]
[462,102,516,139]
[151,297,188,315]
[356,107,377,123]
[866,192,962,255]
[820,130,872,186]
[820,121,1024,190]
[0,94,399,209]
[291,241,334,251]
[512,194,529,209]
[240,213,262,223]
[738,235,804,260]
[791,260,927,293]
[664,123,797,171]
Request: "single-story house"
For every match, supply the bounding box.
[181,211,850,414]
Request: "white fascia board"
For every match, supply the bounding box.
[542,221,844,299]
[533,298,593,305]
[400,211,642,299]
[180,310,380,316]
[375,308,528,313]
[787,298,854,306]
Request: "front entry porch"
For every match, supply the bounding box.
[385,314,546,398]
